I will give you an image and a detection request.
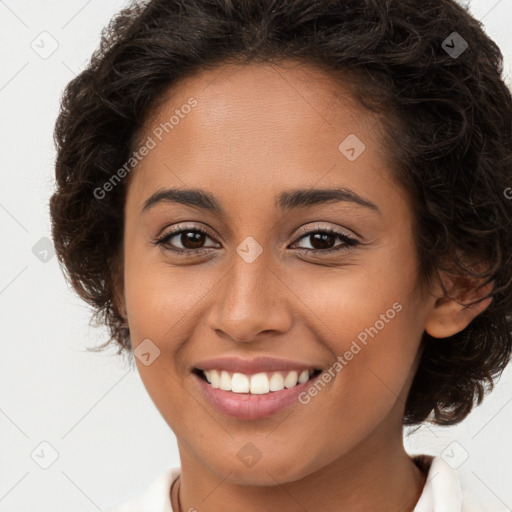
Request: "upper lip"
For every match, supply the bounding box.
[193,356,323,375]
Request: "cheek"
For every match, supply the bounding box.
[123,252,209,346]
[123,258,201,421]
[319,307,423,462]
[294,245,424,414]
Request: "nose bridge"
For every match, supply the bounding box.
[206,245,291,341]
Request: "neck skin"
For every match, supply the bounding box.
[171,417,428,512]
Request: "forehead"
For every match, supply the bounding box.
[126,60,398,220]
[141,59,377,146]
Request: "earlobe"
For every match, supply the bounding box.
[424,277,494,339]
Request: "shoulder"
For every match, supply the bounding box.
[105,467,181,512]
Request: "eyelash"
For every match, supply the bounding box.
[153,223,360,257]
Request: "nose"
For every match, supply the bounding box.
[204,253,293,343]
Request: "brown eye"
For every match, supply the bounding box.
[175,230,208,250]
[291,227,359,254]
[155,225,220,255]
[304,232,337,250]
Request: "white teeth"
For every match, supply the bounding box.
[231,373,250,393]
[269,372,284,391]
[210,370,220,388]
[298,369,309,384]
[219,371,231,391]
[250,373,270,394]
[284,370,298,389]
[201,369,317,394]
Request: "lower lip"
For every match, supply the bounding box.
[193,371,321,420]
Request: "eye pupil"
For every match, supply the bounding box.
[182,231,205,249]
[310,233,335,250]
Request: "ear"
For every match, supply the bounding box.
[424,269,494,339]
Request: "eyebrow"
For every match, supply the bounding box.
[142,186,381,215]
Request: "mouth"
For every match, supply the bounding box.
[192,366,325,420]
[192,368,323,395]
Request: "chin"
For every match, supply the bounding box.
[202,450,319,486]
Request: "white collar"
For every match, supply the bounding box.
[413,455,464,511]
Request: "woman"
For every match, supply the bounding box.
[49,0,512,510]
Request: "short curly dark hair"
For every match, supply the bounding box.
[49,0,512,426]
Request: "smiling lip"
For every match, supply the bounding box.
[192,356,324,420]
[193,372,323,420]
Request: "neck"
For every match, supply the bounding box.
[173,432,427,512]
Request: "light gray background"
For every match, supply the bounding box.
[0,1,511,510]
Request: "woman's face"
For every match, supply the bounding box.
[119,61,436,483]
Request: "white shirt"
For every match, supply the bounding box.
[105,455,491,512]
